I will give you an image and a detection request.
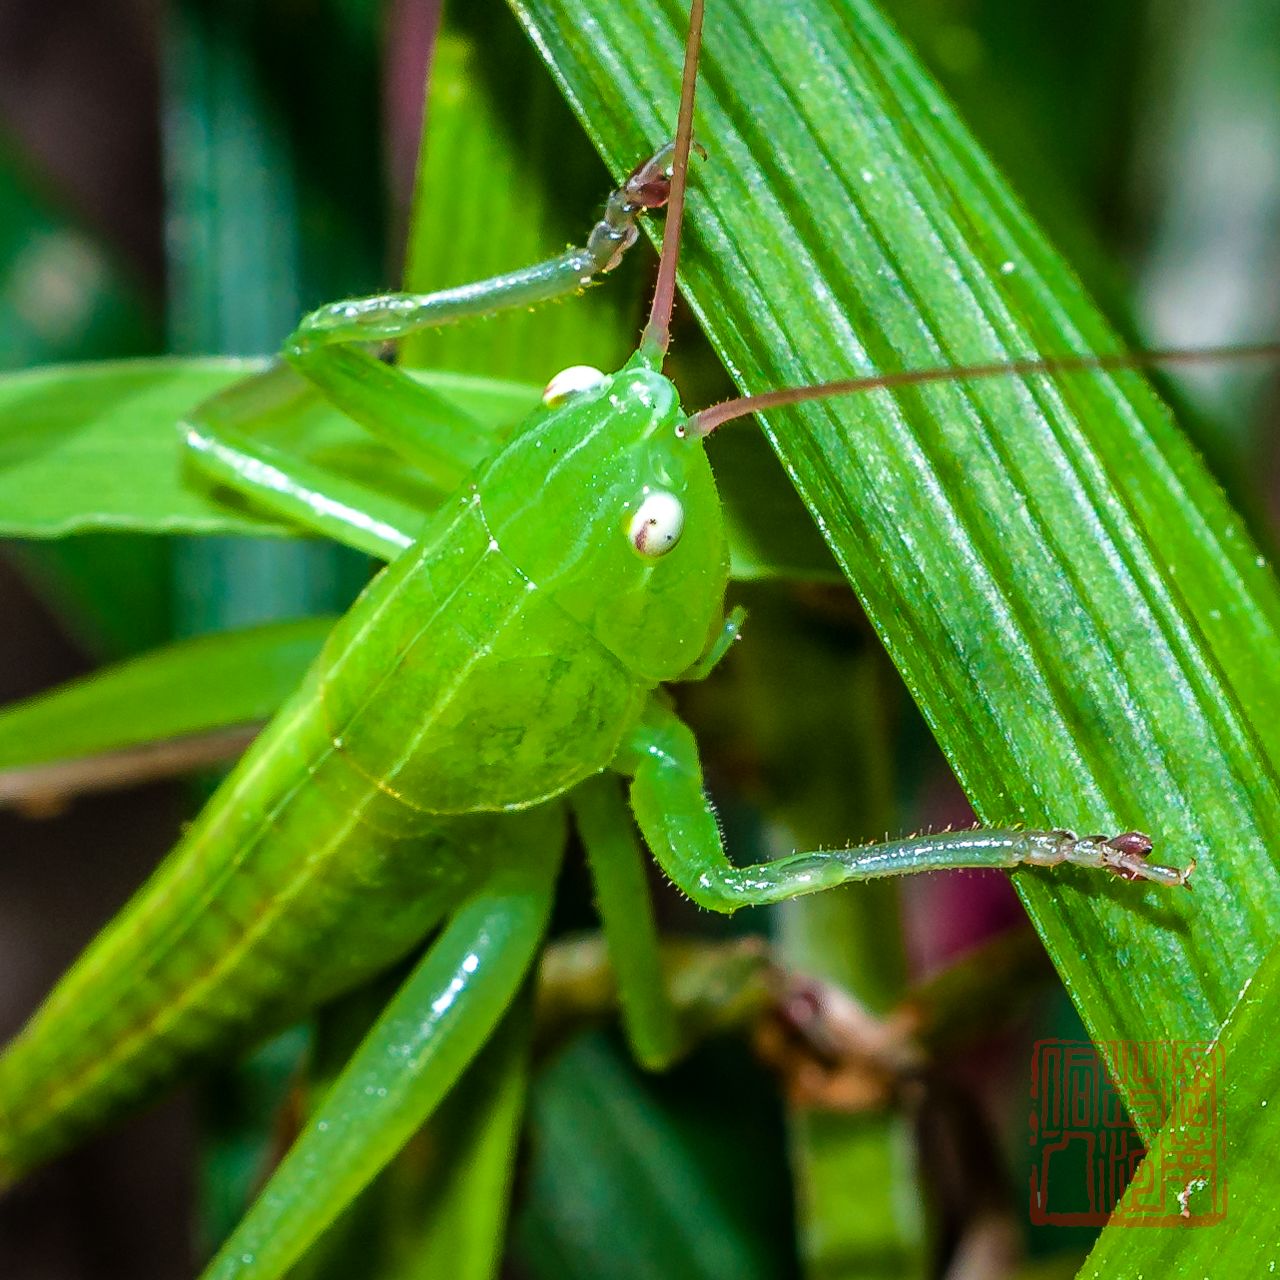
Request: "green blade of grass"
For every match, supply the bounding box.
[281,978,529,1280]
[0,615,330,775]
[375,995,531,1280]
[1081,938,1280,1276]
[512,0,1280,1120]
[0,359,268,536]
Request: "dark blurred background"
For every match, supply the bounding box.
[0,0,1277,1276]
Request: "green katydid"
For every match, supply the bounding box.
[6,0,1278,1274]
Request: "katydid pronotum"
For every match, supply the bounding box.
[2,0,1276,1275]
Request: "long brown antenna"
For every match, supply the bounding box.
[686,341,1280,435]
[640,0,705,361]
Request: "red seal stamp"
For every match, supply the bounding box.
[1028,1039,1225,1226]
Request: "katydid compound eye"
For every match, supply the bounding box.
[628,490,684,558]
[542,365,607,406]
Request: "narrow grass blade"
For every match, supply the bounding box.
[0,358,269,536]
[1081,938,1280,1276]
[0,617,331,804]
[402,0,640,381]
[384,995,531,1280]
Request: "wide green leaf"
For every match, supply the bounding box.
[512,0,1280,1121]
[0,358,271,537]
[0,360,529,539]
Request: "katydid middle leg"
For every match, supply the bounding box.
[183,364,427,558]
[571,773,680,1071]
[617,699,1191,912]
[180,337,514,555]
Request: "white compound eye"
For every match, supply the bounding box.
[628,490,684,558]
[542,365,607,406]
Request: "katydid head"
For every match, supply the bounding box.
[477,349,728,682]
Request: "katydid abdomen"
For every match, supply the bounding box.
[0,671,507,1181]
[0,356,727,1185]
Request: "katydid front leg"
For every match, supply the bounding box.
[182,143,684,548]
[617,698,1191,912]
[279,143,681,465]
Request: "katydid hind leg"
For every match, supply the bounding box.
[201,811,564,1280]
[616,700,1190,914]
[572,774,681,1071]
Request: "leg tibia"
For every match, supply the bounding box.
[286,138,683,356]
[617,703,1190,914]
